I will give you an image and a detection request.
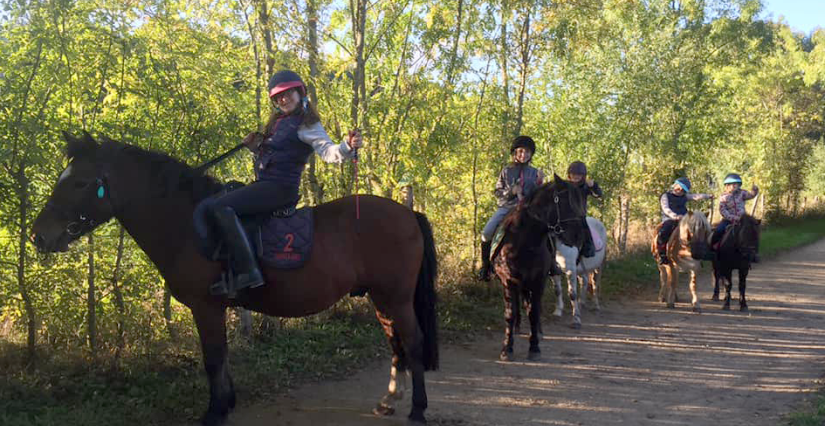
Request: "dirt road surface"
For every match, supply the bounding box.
[225,238,825,426]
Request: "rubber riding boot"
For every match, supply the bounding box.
[478,241,492,281]
[213,206,264,291]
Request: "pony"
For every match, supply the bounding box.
[492,176,585,361]
[650,211,712,312]
[552,216,608,327]
[31,132,438,426]
[711,214,761,311]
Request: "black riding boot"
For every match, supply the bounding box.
[213,206,264,291]
[579,218,595,258]
[478,241,492,281]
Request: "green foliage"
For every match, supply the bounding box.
[1,0,825,423]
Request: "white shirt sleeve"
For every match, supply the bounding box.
[297,122,354,163]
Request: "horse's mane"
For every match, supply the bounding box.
[500,182,555,231]
[98,136,224,203]
[678,210,711,244]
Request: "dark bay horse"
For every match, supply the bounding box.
[492,176,585,361]
[712,214,760,311]
[31,132,438,426]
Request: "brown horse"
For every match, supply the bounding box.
[493,176,585,361]
[650,211,712,312]
[31,132,438,426]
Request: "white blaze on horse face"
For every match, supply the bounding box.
[58,165,73,184]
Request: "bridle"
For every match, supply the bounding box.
[525,187,584,237]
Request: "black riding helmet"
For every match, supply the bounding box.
[268,70,306,98]
[567,161,587,177]
[510,135,536,155]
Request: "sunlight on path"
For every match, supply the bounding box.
[229,239,825,426]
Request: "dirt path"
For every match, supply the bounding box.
[227,238,825,426]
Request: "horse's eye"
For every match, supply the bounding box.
[74,180,91,189]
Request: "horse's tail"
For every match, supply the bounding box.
[414,211,439,371]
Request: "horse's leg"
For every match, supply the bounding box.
[666,266,677,309]
[552,275,564,317]
[500,284,518,361]
[579,273,588,310]
[373,311,407,416]
[711,263,720,301]
[657,266,667,303]
[689,270,701,313]
[391,304,429,425]
[192,304,234,426]
[722,272,733,310]
[591,269,602,311]
[739,267,749,312]
[527,285,543,361]
[567,271,581,329]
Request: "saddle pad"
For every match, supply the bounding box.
[490,223,506,261]
[591,226,604,252]
[260,207,314,269]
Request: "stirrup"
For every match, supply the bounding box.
[477,266,491,282]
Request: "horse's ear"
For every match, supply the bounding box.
[64,131,98,159]
[553,173,565,186]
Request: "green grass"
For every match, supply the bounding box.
[2,214,825,426]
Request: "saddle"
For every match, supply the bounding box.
[209,183,314,270]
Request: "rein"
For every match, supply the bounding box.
[192,142,246,175]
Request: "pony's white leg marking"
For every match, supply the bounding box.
[689,270,701,312]
[591,269,601,311]
[567,270,581,327]
[553,275,564,317]
[387,365,404,399]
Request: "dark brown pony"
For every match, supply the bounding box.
[31,132,438,426]
[712,214,761,311]
[492,176,585,361]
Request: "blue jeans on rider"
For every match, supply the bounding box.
[481,207,511,242]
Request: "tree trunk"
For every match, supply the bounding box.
[87,234,97,356]
[618,194,630,254]
[111,227,126,360]
[14,167,37,363]
[498,5,511,142]
[163,287,176,340]
[257,0,276,77]
[514,7,531,135]
[305,0,324,204]
[350,0,368,130]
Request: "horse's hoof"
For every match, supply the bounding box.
[407,414,427,425]
[722,304,730,311]
[373,402,396,417]
[201,412,228,426]
[659,296,666,303]
[553,310,563,318]
[711,294,720,301]
[692,306,702,314]
[666,303,675,309]
[527,349,541,361]
[500,349,513,362]
[569,322,581,330]
[740,305,749,312]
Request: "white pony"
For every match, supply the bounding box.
[552,216,607,329]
